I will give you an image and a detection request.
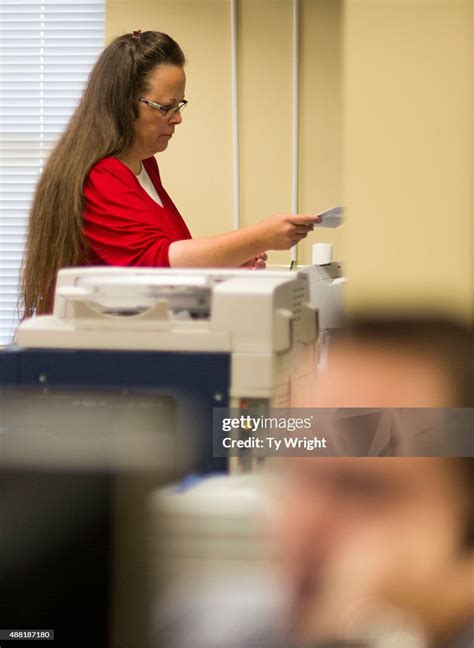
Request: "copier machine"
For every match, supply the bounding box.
[1,266,319,472]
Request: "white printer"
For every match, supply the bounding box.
[15,267,319,408]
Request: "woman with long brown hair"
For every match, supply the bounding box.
[22,30,318,318]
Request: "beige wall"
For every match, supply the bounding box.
[238,0,293,266]
[298,0,343,265]
[106,0,472,320]
[343,0,473,321]
[106,0,343,266]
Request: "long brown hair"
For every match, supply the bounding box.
[21,31,185,318]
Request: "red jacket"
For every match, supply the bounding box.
[83,156,191,267]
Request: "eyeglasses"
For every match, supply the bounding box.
[136,96,188,118]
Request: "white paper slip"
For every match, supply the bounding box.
[313,206,344,228]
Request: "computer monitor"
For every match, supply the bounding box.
[0,387,193,648]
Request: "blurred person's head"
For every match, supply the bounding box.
[277,457,473,646]
[315,316,473,408]
[276,316,473,646]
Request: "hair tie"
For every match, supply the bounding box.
[131,30,142,40]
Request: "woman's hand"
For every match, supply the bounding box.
[240,252,268,269]
[257,214,320,250]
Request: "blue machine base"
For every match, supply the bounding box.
[0,346,231,474]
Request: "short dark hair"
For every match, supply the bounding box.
[344,315,473,407]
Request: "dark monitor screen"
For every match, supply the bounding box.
[0,388,189,648]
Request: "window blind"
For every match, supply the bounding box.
[0,0,104,344]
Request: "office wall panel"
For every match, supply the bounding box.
[298,0,343,266]
[237,0,293,265]
[343,0,472,319]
